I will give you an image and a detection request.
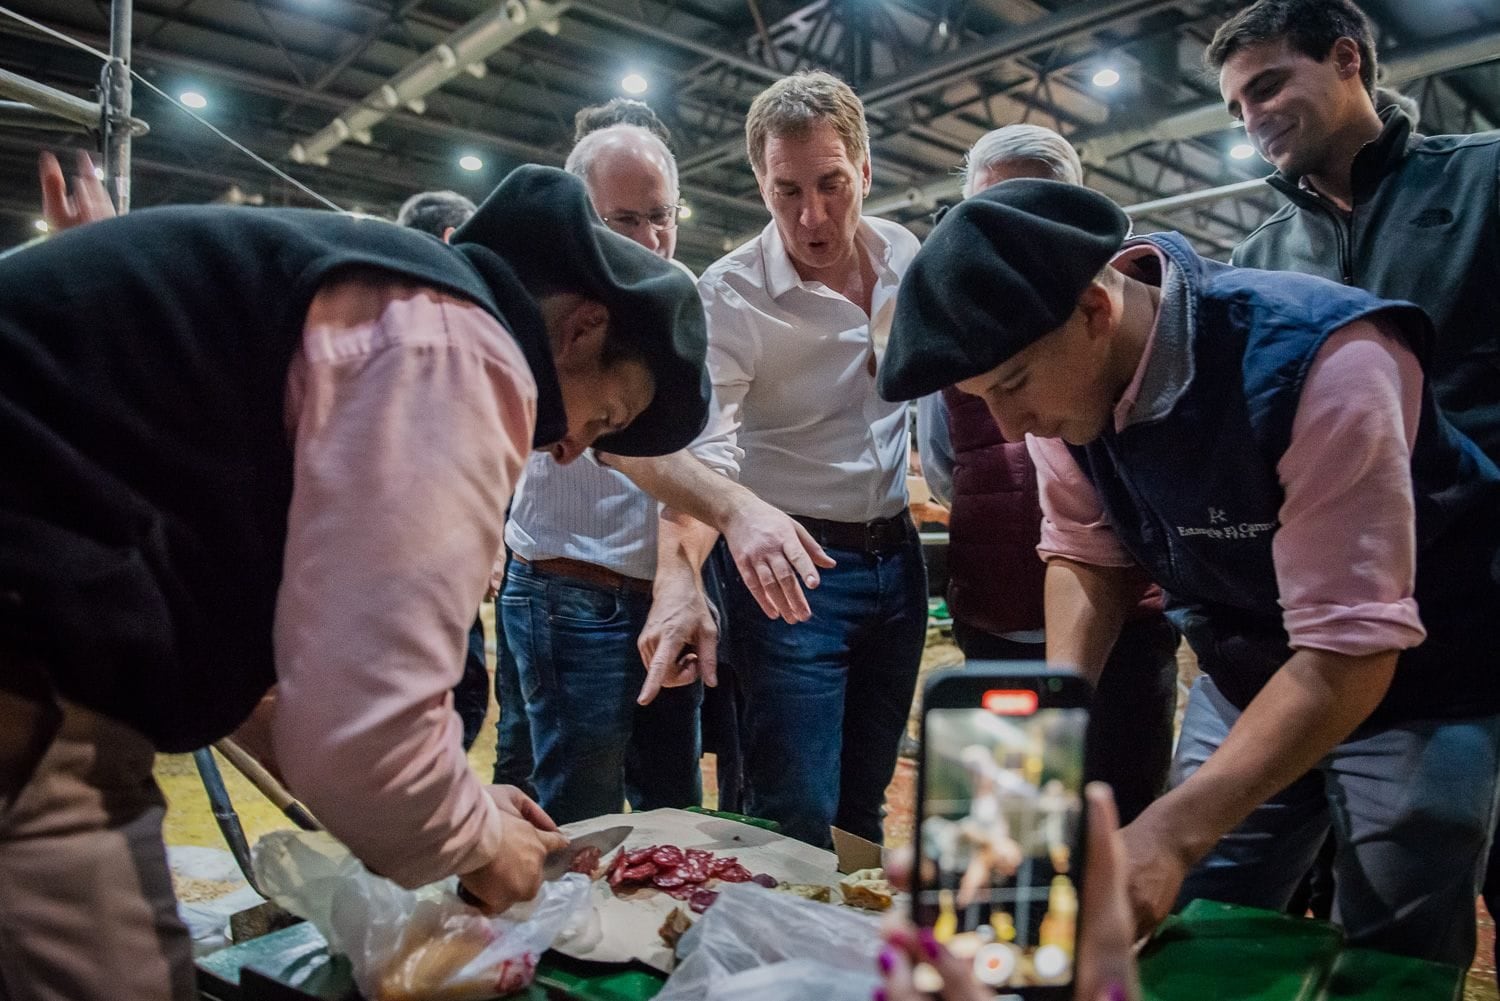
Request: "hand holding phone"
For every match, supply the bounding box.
[914,664,1091,1000]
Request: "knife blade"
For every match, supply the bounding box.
[542,824,633,880]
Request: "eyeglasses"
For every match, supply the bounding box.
[600,202,683,235]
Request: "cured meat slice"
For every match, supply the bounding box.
[622,862,657,881]
[650,846,686,867]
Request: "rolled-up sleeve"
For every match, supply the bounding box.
[273,271,535,888]
[1274,318,1426,656]
[1027,434,1135,568]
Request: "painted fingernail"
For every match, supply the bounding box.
[919,928,940,959]
[872,990,887,1001]
[877,947,895,974]
[1106,983,1129,1001]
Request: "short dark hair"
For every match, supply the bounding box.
[396,190,477,237]
[573,98,672,147]
[1206,0,1378,99]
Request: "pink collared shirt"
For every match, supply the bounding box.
[271,269,535,888]
[1029,248,1426,657]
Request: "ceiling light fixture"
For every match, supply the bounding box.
[1091,68,1121,88]
[179,90,208,109]
[621,72,648,95]
[459,154,483,171]
[1230,143,1256,160]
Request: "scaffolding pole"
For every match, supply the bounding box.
[102,0,133,213]
[0,67,101,128]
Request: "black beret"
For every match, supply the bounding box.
[878,178,1129,402]
[452,165,709,456]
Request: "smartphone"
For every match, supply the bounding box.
[913,664,1091,1000]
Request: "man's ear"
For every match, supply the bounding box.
[1078,282,1117,341]
[859,153,872,198]
[553,299,610,369]
[1331,36,1363,83]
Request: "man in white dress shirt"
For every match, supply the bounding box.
[617,71,927,847]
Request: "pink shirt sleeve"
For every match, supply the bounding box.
[1274,317,1426,655]
[1028,434,1136,568]
[273,270,535,888]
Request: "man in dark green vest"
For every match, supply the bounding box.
[0,164,708,1000]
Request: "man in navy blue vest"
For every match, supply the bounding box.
[879,179,1500,967]
[0,165,709,999]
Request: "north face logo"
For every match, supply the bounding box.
[1412,208,1454,227]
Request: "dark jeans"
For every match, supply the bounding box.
[500,557,702,824]
[702,541,743,813]
[492,557,536,796]
[453,616,490,751]
[953,615,1179,826]
[724,523,926,848]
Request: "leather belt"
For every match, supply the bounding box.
[514,554,654,595]
[791,512,913,554]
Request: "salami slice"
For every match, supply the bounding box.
[688,889,720,914]
[651,846,686,867]
[717,863,752,883]
[622,862,658,881]
[626,846,659,866]
[653,870,689,889]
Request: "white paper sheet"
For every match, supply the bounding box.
[549,809,842,972]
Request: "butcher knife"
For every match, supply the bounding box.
[541,824,633,880]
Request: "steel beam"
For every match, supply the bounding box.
[678,0,1184,176]
[289,0,572,166]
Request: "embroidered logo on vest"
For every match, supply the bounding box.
[1176,506,1277,541]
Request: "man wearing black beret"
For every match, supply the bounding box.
[0,164,708,999]
[881,178,1500,967]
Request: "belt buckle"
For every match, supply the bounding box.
[865,520,882,552]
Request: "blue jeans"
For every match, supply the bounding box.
[723,525,926,847]
[491,555,536,795]
[1174,674,1500,967]
[500,558,702,824]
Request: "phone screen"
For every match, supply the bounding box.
[916,701,1087,993]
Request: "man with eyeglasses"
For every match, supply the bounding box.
[497,110,780,822]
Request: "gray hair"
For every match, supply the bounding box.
[395,189,476,237]
[960,124,1083,197]
[564,124,679,200]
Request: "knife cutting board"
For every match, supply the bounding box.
[550,808,841,973]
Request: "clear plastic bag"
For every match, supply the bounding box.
[254,830,591,1001]
[655,882,883,1001]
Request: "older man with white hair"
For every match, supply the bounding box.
[496,112,709,823]
[916,124,1179,826]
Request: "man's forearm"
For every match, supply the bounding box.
[1044,557,1134,684]
[655,507,720,588]
[606,451,747,531]
[1142,647,1397,863]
